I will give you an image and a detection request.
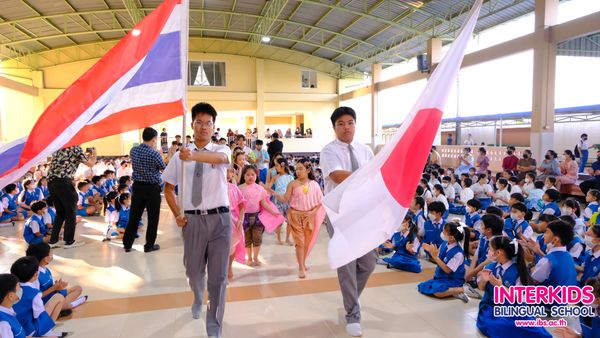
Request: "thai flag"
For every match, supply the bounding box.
[0,0,188,187]
[324,0,483,269]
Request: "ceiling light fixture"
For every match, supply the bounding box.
[132,29,141,36]
[261,36,271,43]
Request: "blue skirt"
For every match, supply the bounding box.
[33,311,55,336]
[0,210,27,221]
[448,204,466,215]
[478,198,493,210]
[26,236,44,245]
[384,254,421,273]
[76,208,89,217]
[42,289,67,304]
[477,305,552,338]
[418,278,463,295]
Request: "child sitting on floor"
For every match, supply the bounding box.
[378,215,421,273]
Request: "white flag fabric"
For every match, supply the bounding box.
[324,0,483,269]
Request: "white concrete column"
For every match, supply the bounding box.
[255,59,266,142]
[427,38,443,145]
[530,0,558,161]
[370,63,382,147]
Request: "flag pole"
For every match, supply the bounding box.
[178,0,189,215]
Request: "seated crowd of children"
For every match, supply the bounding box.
[377,164,600,337]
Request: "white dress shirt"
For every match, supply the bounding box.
[162,142,231,211]
[320,139,374,194]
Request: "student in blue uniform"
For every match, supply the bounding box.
[583,189,600,226]
[563,198,586,238]
[422,201,446,249]
[418,221,470,303]
[103,170,117,192]
[76,181,97,217]
[115,193,141,239]
[18,180,38,214]
[504,202,534,240]
[379,215,421,273]
[411,196,427,238]
[26,243,87,314]
[42,197,56,236]
[560,216,588,267]
[525,180,545,212]
[23,201,49,245]
[9,257,66,337]
[531,220,578,286]
[541,188,561,216]
[89,176,107,200]
[0,274,27,338]
[464,199,482,240]
[554,277,600,338]
[35,177,49,201]
[476,236,552,338]
[525,214,557,265]
[102,191,119,242]
[581,225,600,286]
[1,184,27,222]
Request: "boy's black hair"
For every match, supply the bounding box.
[442,176,451,182]
[0,274,18,303]
[25,242,51,263]
[511,202,527,214]
[544,188,560,202]
[191,102,217,122]
[481,214,504,235]
[142,127,158,141]
[3,184,17,194]
[463,177,473,187]
[485,206,504,218]
[10,256,39,283]
[255,139,263,146]
[118,176,130,185]
[117,184,129,193]
[466,199,481,210]
[77,181,89,190]
[415,185,424,196]
[547,220,574,246]
[538,214,559,224]
[510,193,525,202]
[534,181,545,189]
[46,196,54,208]
[428,201,446,214]
[31,201,47,214]
[414,196,426,210]
[559,215,576,228]
[330,107,356,126]
[91,175,102,184]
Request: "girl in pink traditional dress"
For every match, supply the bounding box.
[239,165,281,266]
[227,168,246,281]
[274,159,324,278]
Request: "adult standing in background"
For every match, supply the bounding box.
[578,133,590,173]
[267,133,283,160]
[580,148,600,194]
[429,146,442,169]
[464,133,476,146]
[321,106,375,337]
[447,133,453,145]
[47,146,96,249]
[160,128,168,153]
[123,127,165,253]
[162,102,232,337]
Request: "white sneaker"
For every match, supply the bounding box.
[345,323,363,337]
[463,284,482,299]
[49,241,62,249]
[63,241,85,249]
[453,292,470,303]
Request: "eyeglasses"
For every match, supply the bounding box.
[193,120,214,128]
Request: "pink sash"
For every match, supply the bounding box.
[258,199,285,233]
[307,206,326,255]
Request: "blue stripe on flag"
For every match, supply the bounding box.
[0,141,26,175]
[123,31,181,90]
[87,104,108,124]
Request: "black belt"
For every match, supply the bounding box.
[184,206,229,215]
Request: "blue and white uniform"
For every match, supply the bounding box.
[12,282,55,337]
[23,214,46,244]
[37,266,68,304]
[383,229,421,273]
[541,201,561,216]
[504,218,534,240]
[0,306,26,338]
[531,247,578,286]
[465,211,482,240]
[580,248,600,286]
[418,242,465,294]
[584,202,599,223]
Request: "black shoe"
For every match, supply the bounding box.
[144,244,160,253]
[59,332,69,338]
[59,309,72,318]
[124,247,132,253]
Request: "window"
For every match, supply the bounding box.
[189,61,226,87]
[301,70,317,88]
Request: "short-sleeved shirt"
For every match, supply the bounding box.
[320,139,374,194]
[47,146,88,181]
[162,142,231,210]
[130,143,166,184]
[502,155,519,171]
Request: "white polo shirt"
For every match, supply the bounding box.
[162,142,231,211]
[320,139,374,194]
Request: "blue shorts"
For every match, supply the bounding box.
[77,208,89,217]
[259,168,268,184]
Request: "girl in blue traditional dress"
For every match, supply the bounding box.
[418,221,470,303]
[476,236,552,337]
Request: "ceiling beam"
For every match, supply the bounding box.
[248,0,289,56]
[288,0,343,51]
[20,0,78,46]
[223,0,238,40]
[121,0,145,26]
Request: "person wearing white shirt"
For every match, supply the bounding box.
[464,133,476,146]
[578,133,590,173]
[320,107,375,337]
[441,177,456,201]
[162,103,231,338]
[116,162,132,179]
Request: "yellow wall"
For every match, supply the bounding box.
[0,88,41,143]
[264,60,337,94]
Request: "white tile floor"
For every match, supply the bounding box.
[0,202,556,337]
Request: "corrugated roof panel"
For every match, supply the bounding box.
[235,0,266,15]
[203,0,235,11]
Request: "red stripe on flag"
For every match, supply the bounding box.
[64,101,184,147]
[380,108,443,207]
[19,0,180,165]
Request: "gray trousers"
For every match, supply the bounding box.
[326,217,376,324]
[183,212,232,337]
